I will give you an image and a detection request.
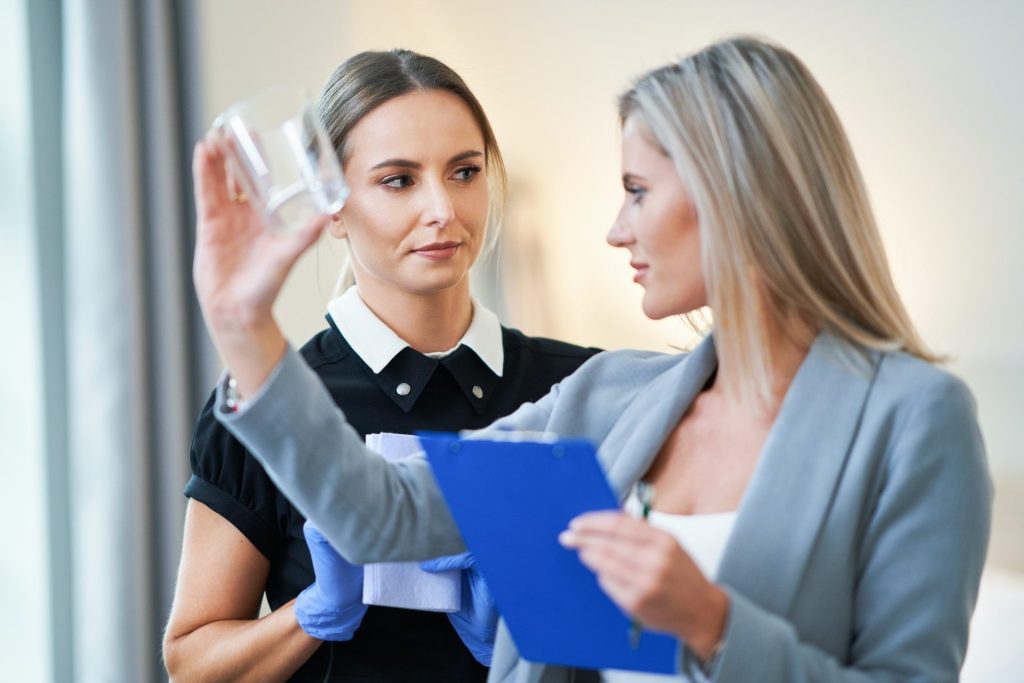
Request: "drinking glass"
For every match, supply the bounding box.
[213,86,348,232]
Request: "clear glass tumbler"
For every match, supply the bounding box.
[213,86,348,232]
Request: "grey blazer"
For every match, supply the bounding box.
[216,332,991,682]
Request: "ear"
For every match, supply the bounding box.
[328,212,347,239]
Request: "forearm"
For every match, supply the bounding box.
[709,589,868,683]
[214,343,561,564]
[217,346,466,563]
[165,601,321,683]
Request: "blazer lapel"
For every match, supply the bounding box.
[600,335,719,499]
[716,333,881,616]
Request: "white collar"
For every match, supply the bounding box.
[326,287,504,377]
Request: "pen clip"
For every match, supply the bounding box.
[628,480,655,649]
[633,481,655,520]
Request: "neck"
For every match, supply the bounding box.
[354,276,474,354]
[713,315,816,414]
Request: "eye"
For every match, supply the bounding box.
[624,184,646,204]
[452,165,482,183]
[381,174,414,190]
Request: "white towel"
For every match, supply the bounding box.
[362,433,461,612]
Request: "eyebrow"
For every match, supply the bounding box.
[369,150,484,172]
[622,173,648,184]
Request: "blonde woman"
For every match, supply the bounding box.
[191,37,991,682]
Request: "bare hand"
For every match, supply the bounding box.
[558,511,728,659]
[191,135,327,331]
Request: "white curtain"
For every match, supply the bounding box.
[37,0,212,680]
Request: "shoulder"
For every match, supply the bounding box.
[188,386,276,490]
[297,325,352,372]
[549,346,686,412]
[501,326,602,361]
[189,388,240,472]
[500,326,602,380]
[522,346,688,440]
[866,349,989,502]
[188,387,293,557]
[871,350,977,427]
[501,325,688,383]
[566,346,683,384]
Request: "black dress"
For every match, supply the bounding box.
[185,315,600,682]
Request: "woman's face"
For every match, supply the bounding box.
[607,115,706,320]
[335,89,489,296]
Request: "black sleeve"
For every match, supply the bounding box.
[184,390,290,560]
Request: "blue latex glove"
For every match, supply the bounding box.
[421,552,498,666]
[294,520,368,641]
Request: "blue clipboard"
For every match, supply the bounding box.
[418,432,678,673]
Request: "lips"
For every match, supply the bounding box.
[630,261,649,284]
[413,241,462,260]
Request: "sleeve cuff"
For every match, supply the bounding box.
[706,586,797,681]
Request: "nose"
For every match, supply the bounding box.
[423,178,455,229]
[606,207,633,248]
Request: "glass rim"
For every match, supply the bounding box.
[211,85,314,130]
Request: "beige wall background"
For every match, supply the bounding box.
[197,1,1024,571]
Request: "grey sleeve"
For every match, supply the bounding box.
[214,346,561,563]
[708,375,991,682]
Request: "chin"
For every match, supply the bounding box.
[641,291,704,320]
[640,296,674,321]
[408,269,469,296]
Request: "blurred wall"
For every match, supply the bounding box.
[196,0,1024,569]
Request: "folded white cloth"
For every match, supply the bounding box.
[362,433,461,612]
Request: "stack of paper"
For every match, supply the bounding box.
[362,432,461,613]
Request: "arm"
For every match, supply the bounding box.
[192,138,558,564]
[216,347,561,563]
[564,375,991,682]
[714,376,991,681]
[191,136,450,563]
[162,501,321,683]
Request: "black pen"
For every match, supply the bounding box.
[629,481,655,649]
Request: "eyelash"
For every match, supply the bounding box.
[381,174,413,190]
[625,185,646,204]
[453,165,482,182]
[379,165,483,191]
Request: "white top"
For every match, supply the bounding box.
[326,286,505,376]
[603,491,737,683]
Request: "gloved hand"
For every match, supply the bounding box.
[421,552,498,666]
[294,520,368,641]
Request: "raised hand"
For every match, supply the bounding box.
[191,136,329,397]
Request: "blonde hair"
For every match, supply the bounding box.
[315,49,507,295]
[619,36,937,406]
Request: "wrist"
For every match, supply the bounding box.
[686,583,728,663]
[294,585,368,642]
[210,321,287,399]
[203,301,277,340]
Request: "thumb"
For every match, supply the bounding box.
[268,213,329,280]
[421,552,474,573]
[303,520,344,573]
[302,519,330,548]
[266,214,329,288]
[294,213,330,250]
[288,213,329,257]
